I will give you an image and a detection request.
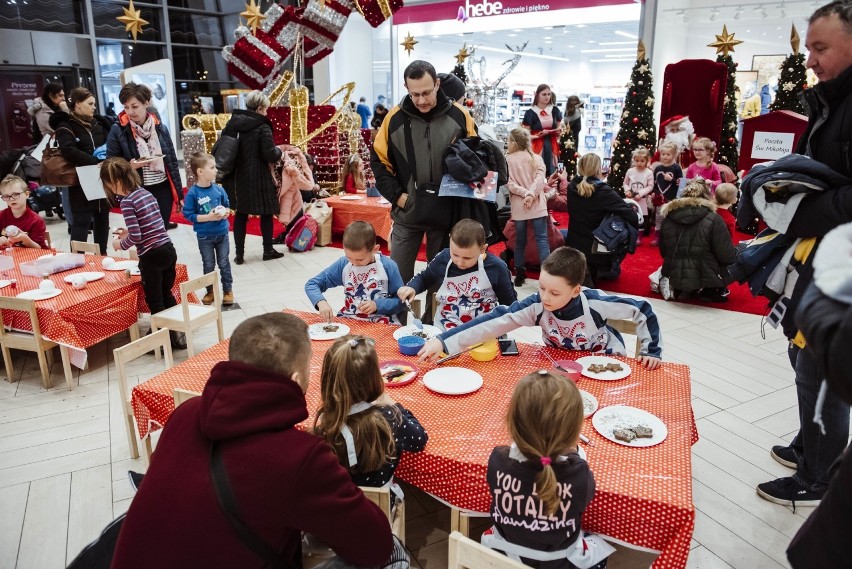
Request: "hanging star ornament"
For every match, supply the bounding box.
[708,25,744,57]
[401,32,418,56]
[790,24,801,55]
[455,44,472,65]
[117,0,148,42]
[241,0,266,35]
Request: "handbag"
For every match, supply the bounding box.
[212,132,240,179]
[41,128,79,187]
[304,199,332,225]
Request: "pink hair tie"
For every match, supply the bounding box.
[540,456,552,466]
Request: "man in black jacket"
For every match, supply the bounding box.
[756,0,852,508]
[371,60,477,322]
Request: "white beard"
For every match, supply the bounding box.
[665,129,692,154]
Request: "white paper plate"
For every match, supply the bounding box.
[308,322,351,340]
[63,271,105,284]
[592,405,668,447]
[339,195,363,201]
[16,288,63,301]
[377,198,390,205]
[0,279,11,289]
[579,389,599,418]
[103,260,139,271]
[576,355,632,380]
[422,367,483,395]
[392,324,441,340]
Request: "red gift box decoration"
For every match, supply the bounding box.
[354,0,404,28]
[301,0,354,50]
[266,105,340,184]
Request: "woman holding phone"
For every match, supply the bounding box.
[106,82,182,229]
[522,84,563,177]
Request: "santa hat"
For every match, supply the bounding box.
[661,115,689,129]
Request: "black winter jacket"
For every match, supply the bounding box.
[565,177,638,256]
[220,109,282,215]
[659,197,736,293]
[48,111,112,210]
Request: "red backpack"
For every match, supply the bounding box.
[285,215,319,252]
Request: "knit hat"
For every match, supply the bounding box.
[438,72,466,102]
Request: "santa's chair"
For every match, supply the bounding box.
[658,59,729,169]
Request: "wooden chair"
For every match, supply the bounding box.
[173,387,200,408]
[608,319,643,356]
[360,485,405,544]
[150,271,224,357]
[113,328,173,462]
[448,531,527,569]
[0,297,74,389]
[70,240,101,255]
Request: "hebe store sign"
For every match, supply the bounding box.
[394,0,636,24]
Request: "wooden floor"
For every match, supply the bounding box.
[0,213,839,569]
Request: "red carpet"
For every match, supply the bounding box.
[164,207,768,316]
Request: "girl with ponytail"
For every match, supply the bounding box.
[482,370,613,567]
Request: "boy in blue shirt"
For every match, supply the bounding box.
[419,246,663,369]
[305,221,404,324]
[397,219,516,330]
[182,152,234,305]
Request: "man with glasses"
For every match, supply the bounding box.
[0,176,47,249]
[371,60,477,323]
[755,0,852,509]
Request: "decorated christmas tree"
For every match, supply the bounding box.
[708,26,744,171]
[558,129,577,179]
[451,45,470,84]
[771,25,807,114]
[608,40,656,195]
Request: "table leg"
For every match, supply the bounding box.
[450,508,470,537]
[59,345,74,391]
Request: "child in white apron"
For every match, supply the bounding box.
[305,221,404,324]
[419,247,663,370]
[398,219,515,330]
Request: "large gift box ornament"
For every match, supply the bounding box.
[354,0,404,28]
[300,0,355,51]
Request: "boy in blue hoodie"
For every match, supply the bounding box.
[305,221,403,324]
[182,152,233,305]
[419,246,663,369]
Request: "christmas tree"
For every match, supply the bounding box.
[771,25,806,114]
[707,26,744,171]
[607,40,656,195]
[558,129,577,179]
[452,45,470,84]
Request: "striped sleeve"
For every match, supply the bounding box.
[439,294,541,354]
[584,289,663,358]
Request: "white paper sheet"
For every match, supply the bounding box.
[31,134,51,162]
[75,165,107,201]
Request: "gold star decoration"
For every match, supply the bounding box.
[241,0,266,35]
[401,32,418,56]
[790,24,800,55]
[637,63,650,73]
[645,96,654,107]
[638,129,649,139]
[455,44,472,65]
[708,25,744,57]
[637,39,647,61]
[117,0,148,42]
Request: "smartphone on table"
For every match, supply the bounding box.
[498,338,519,356]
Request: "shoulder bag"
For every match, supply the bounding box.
[213,132,240,180]
[41,127,80,187]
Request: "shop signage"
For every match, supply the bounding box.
[394,0,635,25]
[751,131,795,160]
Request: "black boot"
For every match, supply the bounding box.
[170,330,187,350]
[263,249,284,261]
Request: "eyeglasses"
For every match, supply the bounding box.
[0,192,24,201]
[408,85,437,100]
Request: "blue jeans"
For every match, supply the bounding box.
[514,216,551,271]
[366,186,381,197]
[197,234,233,292]
[788,345,850,490]
[60,186,73,229]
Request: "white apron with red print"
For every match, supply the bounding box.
[339,254,399,324]
[541,293,611,353]
[436,256,497,330]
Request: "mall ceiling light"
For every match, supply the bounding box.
[599,41,638,45]
[614,30,638,39]
[580,47,636,53]
[734,6,743,19]
[589,58,635,63]
[778,2,786,17]
[754,4,767,18]
[709,8,719,22]
[475,45,570,63]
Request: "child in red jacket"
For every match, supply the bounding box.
[715,183,738,240]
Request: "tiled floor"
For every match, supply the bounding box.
[0,213,838,569]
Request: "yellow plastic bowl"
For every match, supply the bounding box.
[470,339,499,362]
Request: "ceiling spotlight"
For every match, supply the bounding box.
[734,6,743,19]
[675,9,687,23]
[753,4,767,18]
[709,8,719,21]
[779,2,786,17]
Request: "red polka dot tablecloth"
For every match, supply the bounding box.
[131,310,697,569]
[0,248,192,357]
[323,195,393,242]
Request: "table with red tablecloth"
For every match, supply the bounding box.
[131,310,697,569]
[0,248,191,367]
[323,195,392,242]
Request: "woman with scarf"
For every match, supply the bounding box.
[521,84,563,177]
[106,82,182,230]
[49,87,113,252]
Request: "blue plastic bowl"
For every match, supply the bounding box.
[398,335,426,356]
